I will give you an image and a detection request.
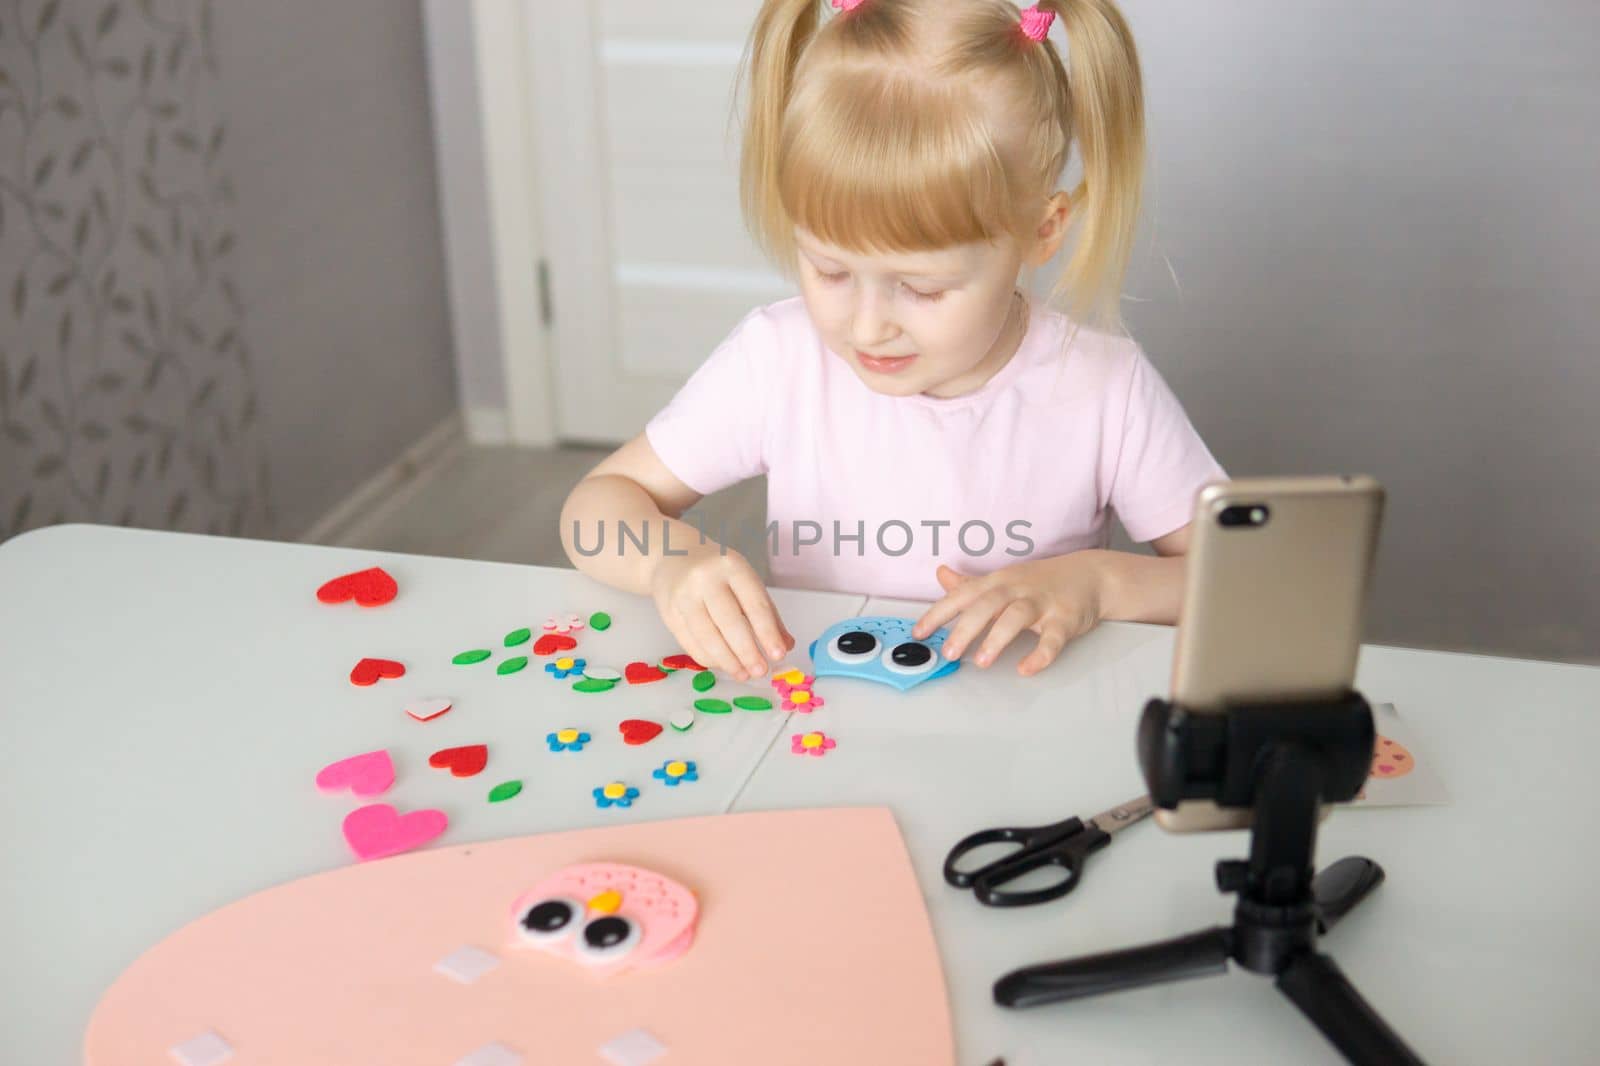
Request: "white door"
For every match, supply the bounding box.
[526,1,792,444]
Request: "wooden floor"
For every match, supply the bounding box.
[321,442,772,580]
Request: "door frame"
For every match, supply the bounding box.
[424,0,575,447]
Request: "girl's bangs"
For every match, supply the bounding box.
[776,69,1018,256]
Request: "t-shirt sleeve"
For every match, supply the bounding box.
[644,307,776,497]
[1105,345,1228,543]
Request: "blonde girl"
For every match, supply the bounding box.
[562,0,1224,681]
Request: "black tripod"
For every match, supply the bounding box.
[994,692,1426,1065]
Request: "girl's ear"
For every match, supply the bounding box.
[1027,191,1074,266]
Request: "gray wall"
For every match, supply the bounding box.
[214,0,456,537]
[1111,0,1598,663]
[0,0,457,542]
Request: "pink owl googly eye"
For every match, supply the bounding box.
[515,896,587,945]
[573,913,642,965]
[509,863,698,979]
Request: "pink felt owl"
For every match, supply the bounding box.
[508,862,698,979]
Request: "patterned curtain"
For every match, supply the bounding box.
[0,0,272,539]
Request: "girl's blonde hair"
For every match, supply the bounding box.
[738,0,1144,329]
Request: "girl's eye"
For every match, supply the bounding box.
[817,270,849,284]
[903,285,945,302]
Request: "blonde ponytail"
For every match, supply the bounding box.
[737,0,826,268]
[1036,0,1145,327]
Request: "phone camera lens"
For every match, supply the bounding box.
[1218,504,1270,528]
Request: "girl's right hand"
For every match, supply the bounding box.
[649,542,795,682]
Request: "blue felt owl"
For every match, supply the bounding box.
[808,616,961,692]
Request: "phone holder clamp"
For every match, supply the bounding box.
[994,690,1427,1065]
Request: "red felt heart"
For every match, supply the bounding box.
[349,657,406,686]
[661,653,705,672]
[316,567,398,607]
[625,661,668,685]
[618,719,663,746]
[533,633,578,656]
[428,744,488,778]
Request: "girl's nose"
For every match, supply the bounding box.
[850,289,898,348]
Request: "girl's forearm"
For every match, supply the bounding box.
[1086,548,1188,626]
[560,474,712,595]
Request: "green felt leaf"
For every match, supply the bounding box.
[497,656,529,676]
[504,627,531,647]
[692,670,716,692]
[733,695,773,711]
[694,698,732,715]
[572,677,617,693]
[588,611,611,631]
[452,649,491,665]
[488,780,523,803]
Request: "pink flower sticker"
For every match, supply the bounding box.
[781,688,823,712]
[791,731,836,757]
[772,672,816,696]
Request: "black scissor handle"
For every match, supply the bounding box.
[943,824,1035,889]
[944,817,1089,889]
[972,821,1113,907]
[973,842,1090,907]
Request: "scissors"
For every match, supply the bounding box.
[943,794,1155,907]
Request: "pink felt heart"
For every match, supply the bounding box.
[341,803,448,861]
[315,750,395,797]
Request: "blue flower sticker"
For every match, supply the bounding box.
[546,728,591,752]
[593,782,639,808]
[651,759,699,787]
[544,656,586,680]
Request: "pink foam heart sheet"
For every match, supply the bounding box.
[85,808,954,1065]
[314,750,395,797]
[342,803,449,861]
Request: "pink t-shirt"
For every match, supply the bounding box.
[645,296,1225,601]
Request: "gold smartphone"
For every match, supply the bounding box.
[1157,475,1385,832]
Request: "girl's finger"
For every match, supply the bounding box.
[704,584,769,680]
[974,599,1041,668]
[941,587,1013,661]
[913,577,988,640]
[1019,624,1073,676]
[661,611,705,672]
[730,570,790,663]
[684,601,744,678]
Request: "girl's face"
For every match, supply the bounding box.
[793,227,1028,399]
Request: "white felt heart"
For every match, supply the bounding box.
[405,698,453,722]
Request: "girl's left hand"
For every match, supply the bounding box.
[911,555,1107,676]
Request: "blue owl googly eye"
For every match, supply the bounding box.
[829,630,879,663]
[810,616,961,692]
[881,641,938,676]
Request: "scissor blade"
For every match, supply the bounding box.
[1088,794,1154,834]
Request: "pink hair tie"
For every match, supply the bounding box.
[831,0,867,11]
[1019,4,1055,41]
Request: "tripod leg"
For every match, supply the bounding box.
[994,926,1232,1009]
[1277,951,1426,1065]
[1313,857,1385,934]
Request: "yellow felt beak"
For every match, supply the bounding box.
[587,888,622,915]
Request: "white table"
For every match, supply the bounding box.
[3,527,1597,1064]
[735,597,1600,1065]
